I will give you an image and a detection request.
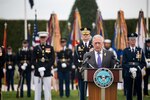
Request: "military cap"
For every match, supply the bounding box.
[22,40,28,44]
[38,31,48,37]
[104,39,111,43]
[80,27,91,35]
[61,38,67,43]
[128,33,138,39]
[146,38,150,43]
[7,46,12,49]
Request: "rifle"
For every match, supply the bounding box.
[16,71,24,98]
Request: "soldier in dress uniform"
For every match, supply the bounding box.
[122,32,146,100]
[74,28,93,100]
[33,31,55,100]
[16,40,32,97]
[5,46,16,91]
[0,46,5,99]
[57,38,73,97]
[144,38,150,96]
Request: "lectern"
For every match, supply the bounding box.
[84,68,122,100]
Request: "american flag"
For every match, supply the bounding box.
[32,12,40,47]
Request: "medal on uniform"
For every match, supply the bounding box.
[136,51,141,61]
[45,48,51,53]
[41,57,45,62]
[78,46,83,51]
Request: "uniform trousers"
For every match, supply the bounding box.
[34,76,51,100]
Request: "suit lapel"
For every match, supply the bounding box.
[102,50,106,67]
[90,51,97,68]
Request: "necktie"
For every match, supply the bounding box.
[97,52,102,68]
[85,43,87,48]
[132,48,134,52]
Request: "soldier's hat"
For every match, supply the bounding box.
[7,46,12,50]
[127,33,138,39]
[104,39,111,43]
[80,27,91,35]
[38,31,48,37]
[22,40,28,44]
[146,38,150,43]
[61,38,67,43]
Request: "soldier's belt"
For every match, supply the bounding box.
[128,62,140,66]
[6,61,13,65]
[38,59,49,62]
[58,59,70,62]
[78,59,83,63]
[146,59,150,63]
[20,60,29,63]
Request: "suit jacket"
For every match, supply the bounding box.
[83,49,115,68]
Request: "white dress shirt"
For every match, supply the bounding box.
[94,50,103,64]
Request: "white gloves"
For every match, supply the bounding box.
[72,65,76,69]
[8,65,12,69]
[38,67,46,77]
[21,65,26,70]
[146,61,150,68]
[23,63,28,67]
[141,67,146,76]
[3,68,6,73]
[129,68,137,79]
[31,65,34,69]
[61,63,67,68]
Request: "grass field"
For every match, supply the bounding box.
[2,90,150,100]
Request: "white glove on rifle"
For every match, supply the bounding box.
[38,67,46,77]
[3,68,6,73]
[61,63,67,68]
[146,61,150,68]
[38,67,46,72]
[129,68,137,79]
[72,65,76,69]
[141,67,146,76]
[21,65,26,70]
[23,62,28,67]
[8,65,12,69]
[31,65,34,69]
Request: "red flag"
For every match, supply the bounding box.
[71,8,82,47]
[3,23,7,51]
[47,13,62,52]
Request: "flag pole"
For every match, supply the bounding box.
[24,0,27,40]
[146,0,149,37]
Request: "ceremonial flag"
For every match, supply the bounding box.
[135,10,147,49]
[95,9,104,38]
[113,10,128,51]
[71,8,82,47]
[3,23,7,51]
[3,22,7,89]
[47,13,62,52]
[32,12,40,47]
[29,0,34,9]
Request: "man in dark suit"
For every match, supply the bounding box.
[74,27,93,100]
[5,46,16,91]
[16,40,32,97]
[144,38,150,97]
[57,38,73,98]
[83,35,115,68]
[122,33,146,100]
[33,31,55,100]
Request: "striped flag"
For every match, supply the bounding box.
[95,9,104,38]
[47,13,62,52]
[32,12,40,47]
[136,10,147,49]
[71,8,82,47]
[113,10,128,51]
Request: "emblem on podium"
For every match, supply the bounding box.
[93,68,114,88]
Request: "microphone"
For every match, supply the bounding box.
[82,55,91,65]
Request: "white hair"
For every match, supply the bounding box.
[92,35,104,43]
